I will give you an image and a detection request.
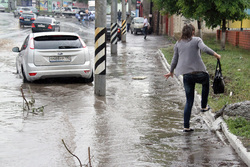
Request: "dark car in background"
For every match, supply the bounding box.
[32,17,60,33]
[106,23,121,41]
[19,13,37,27]
[14,7,32,17]
[106,15,121,41]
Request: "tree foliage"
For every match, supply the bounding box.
[152,0,249,29]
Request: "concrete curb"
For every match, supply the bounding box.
[158,49,250,166]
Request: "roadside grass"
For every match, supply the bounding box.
[161,36,250,141]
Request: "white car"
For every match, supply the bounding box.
[14,7,33,17]
[71,6,80,13]
[0,4,5,12]
[130,17,144,35]
[12,32,93,83]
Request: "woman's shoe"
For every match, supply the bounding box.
[201,105,210,112]
[183,129,194,132]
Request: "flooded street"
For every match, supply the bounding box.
[0,13,247,167]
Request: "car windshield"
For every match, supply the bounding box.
[34,35,83,49]
[34,17,52,23]
[135,18,144,23]
[22,8,31,11]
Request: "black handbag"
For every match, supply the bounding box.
[213,59,225,94]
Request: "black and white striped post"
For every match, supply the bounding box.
[121,0,126,42]
[111,0,118,54]
[111,23,118,45]
[95,0,106,96]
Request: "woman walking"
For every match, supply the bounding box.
[164,24,221,132]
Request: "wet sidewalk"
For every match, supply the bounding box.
[96,33,248,166]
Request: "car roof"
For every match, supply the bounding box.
[31,32,80,38]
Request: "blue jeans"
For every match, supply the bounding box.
[183,72,209,128]
[127,23,130,32]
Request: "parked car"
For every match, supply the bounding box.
[130,17,144,35]
[0,4,5,12]
[71,6,80,14]
[12,32,93,83]
[14,7,32,18]
[32,17,60,33]
[19,13,37,27]
[28,7,39,16]
[106,23,121,41]
[106,15,121,41]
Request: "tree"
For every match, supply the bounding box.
[152,0,249,50]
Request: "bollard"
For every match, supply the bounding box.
[94,27,106,96]
[111,0,118,54]
[111,23,118,45]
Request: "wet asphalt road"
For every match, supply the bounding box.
[0,13,247,167]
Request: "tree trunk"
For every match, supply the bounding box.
[221,19,226,50]
[197,19,202,39]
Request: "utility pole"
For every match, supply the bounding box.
[121,0,126,42]
[111,0,118,54]
[94,0,107,96]
[128,0,131,15]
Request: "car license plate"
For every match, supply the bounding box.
[38,24,45,27]
[49,56,71,62]
[24,19,30,21]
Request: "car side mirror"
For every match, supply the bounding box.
[12,47,20,52]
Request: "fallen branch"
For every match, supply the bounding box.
[20,87,30,110]
[62,139,83,167]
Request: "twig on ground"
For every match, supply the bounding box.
[20,87,30,110]
[62,139,83,167]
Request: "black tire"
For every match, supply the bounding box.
[131,29,133,34]
[85,72,94,83]
[22,67,29,83]
[135,31,137,35]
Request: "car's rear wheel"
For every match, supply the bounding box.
[85,72,94,83]
[131,29,133,34]
[21,67,29,83]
